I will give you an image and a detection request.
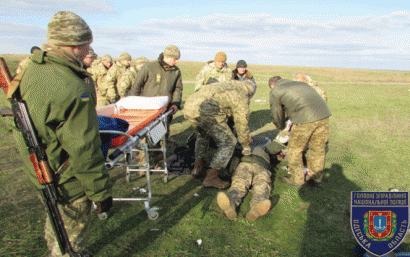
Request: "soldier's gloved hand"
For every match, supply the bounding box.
[94,196,113,214]
[242,147,252,156]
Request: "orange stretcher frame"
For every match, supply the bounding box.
[96,103,172,221]
[97,104,168,147]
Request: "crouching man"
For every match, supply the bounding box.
[183,80,256,189]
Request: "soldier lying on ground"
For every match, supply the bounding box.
[217,138,286,221]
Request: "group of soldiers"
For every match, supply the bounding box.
[9,10,331,256]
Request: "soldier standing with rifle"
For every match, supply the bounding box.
[1,11,113,256]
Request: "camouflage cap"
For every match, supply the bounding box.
[214,52,227,62]
[135,56,149,64]
[163,45,181,59]
[85,47,97,58]
[102,54,112,62]
[119,52,132,61]
[47,11,92,46]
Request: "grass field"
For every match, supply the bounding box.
[1,55,410,256]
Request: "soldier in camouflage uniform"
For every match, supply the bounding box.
[195,51,232,92]
[217,139,285,221]
[183,80,256,189]
[293,73,327,101]
[87,54,113,108]
[117,57,149,99]
[103,52,132,103]
[82,46,97,69]
[15,46,40,74]
[269,76,331,188]
[10,11,112,256]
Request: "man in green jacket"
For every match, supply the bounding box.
[183,80,255,189]
[11,11,112,256]
[127,45,183,112]
[269,76,331,188]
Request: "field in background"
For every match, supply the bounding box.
[1,55,410,256]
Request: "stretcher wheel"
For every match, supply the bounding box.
[147,209,159,220]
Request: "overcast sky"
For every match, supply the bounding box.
[1,0,410,70]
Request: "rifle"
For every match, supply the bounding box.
[0,57,79,256]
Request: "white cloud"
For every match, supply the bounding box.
[0,0,115,14]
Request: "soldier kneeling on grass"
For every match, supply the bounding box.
[217,139,286,221]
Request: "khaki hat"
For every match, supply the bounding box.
[214,52,227,62]
[163,45,181,59]
[119,52,131,61]
[135,57,149,64]
[85,47,97,58]
[102,54,112,62]
[47,11,92,46]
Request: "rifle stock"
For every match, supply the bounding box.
[0,57,11,95]
[0,57,78,256]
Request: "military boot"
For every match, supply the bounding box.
[202,169,230,189]
[246,199,271,221]
[217,191,238,219]
[191,158,206,178]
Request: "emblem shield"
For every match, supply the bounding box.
[351,191,409,256]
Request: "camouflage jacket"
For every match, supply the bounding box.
[103,61,130,100]
[195,61,232,92]
[87,62,112,98]
[117,66,138,98]
[127,54,183,107]
[269,79,331,130]
[12,48,112,203]
[184,80,254,149]
[15,56,31,74]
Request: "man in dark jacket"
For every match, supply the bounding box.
[269,76,331,187]
[127,45,183,113]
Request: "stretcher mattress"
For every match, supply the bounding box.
[97,96,169,147]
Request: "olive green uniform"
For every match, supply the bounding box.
[270,79,331,185]
[195,61,232,92]
[184,80,253,170]
[12,47,112,256]
[127,53,183,108]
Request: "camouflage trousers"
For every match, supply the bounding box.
[228,162,271,209]
[44,196,92,257]
[195,120,237,170]
[287,118,330,184]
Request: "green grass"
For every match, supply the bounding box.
[1,55,410,256]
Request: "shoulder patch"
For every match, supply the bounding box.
[81,94,90,102]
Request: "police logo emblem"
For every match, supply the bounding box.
[351,192,409,256]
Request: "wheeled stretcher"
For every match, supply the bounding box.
[96,96,174,220]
